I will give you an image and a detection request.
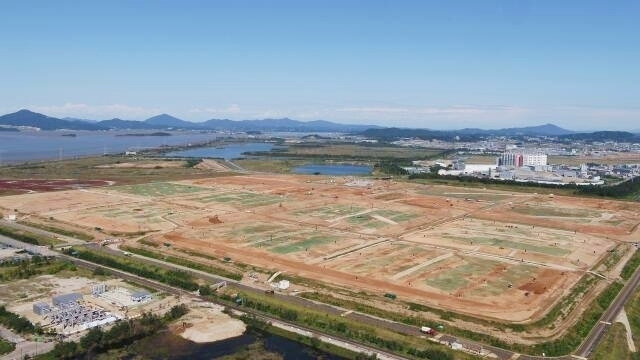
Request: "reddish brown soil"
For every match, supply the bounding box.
[0,179,110,193]
[518,269,559,294]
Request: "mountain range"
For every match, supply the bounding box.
[0,110,378,132]
[0,109,636,142]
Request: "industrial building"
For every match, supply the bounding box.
[130,290,152,302]
[498,152,547,167]
[52,293,83,307]
[33,302,51,315]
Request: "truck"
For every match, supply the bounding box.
[420,326,436,336]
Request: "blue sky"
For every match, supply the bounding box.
[1,0,639,130]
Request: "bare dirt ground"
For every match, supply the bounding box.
[94,160,186,169]
[194,159,232,172]
[0,174,633,323]
[174,303,245,343]
[0,179,111,194]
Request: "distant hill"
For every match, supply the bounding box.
[456,123,574,136]
[202,117,378,132]
[98,118,156,130]
[144,114,198,128]
[559,131,639,142]
[361,126,639,143]
[0,110,105,130]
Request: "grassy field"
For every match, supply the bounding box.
[113,182,206,197]
[0,156,227,187]
[591,323,636,360]
[274,143,444,159]
[233,158,306,173]
[550,155,640,166]
[625,286,640,350]
[293,204,366,220]
[193,191,281,207]
[425,258,497,292]
[443,234,571,256]
[510,205,600,218]
[270,234,337,254]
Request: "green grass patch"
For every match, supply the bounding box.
[121,245,243,281]
[114,182,206,197]
[373,209,418,223]
[0,337,15,355]
[270,235,336,254]
[293,204,366,220]
[444,234,570,256]
[511,205,600,218]
[0,225,60,246]
[621,249,640,280]
[194,191,281,207]
[591,323,637,360]
[625,286,640,350]
[425,259,496,292]
[18,220,94,241]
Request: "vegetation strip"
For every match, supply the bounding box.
[68,248,202,291]
[215,290,474,360]
[121,245,243,281]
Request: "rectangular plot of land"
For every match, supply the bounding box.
[469,264,536,297]
[511,205,601,218]
[192,191,281,207]
[293,204,366,220]
[425,258,499,292]
[371,209,418,223]
[114,182,206,197]
[270,234,338,254]
[443,235,571,256]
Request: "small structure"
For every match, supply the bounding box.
[277,280,290,290]
[130,290,152,303]
[33,302,51,315]
[92,283,107,296]
[4,214,16,221]
[52,293,82,307]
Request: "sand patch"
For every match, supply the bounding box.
[177,304,246,343]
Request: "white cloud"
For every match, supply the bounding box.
[30,103,160,120]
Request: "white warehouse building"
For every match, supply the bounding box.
[522,153,548,167]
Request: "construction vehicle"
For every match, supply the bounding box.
[420,326,437,335]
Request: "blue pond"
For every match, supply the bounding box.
[292,164,372,175]
[165,142,276,160]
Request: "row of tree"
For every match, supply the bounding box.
[0,305,38,334]
[70,249,200,291]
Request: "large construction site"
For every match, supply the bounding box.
[1,174,638,323]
